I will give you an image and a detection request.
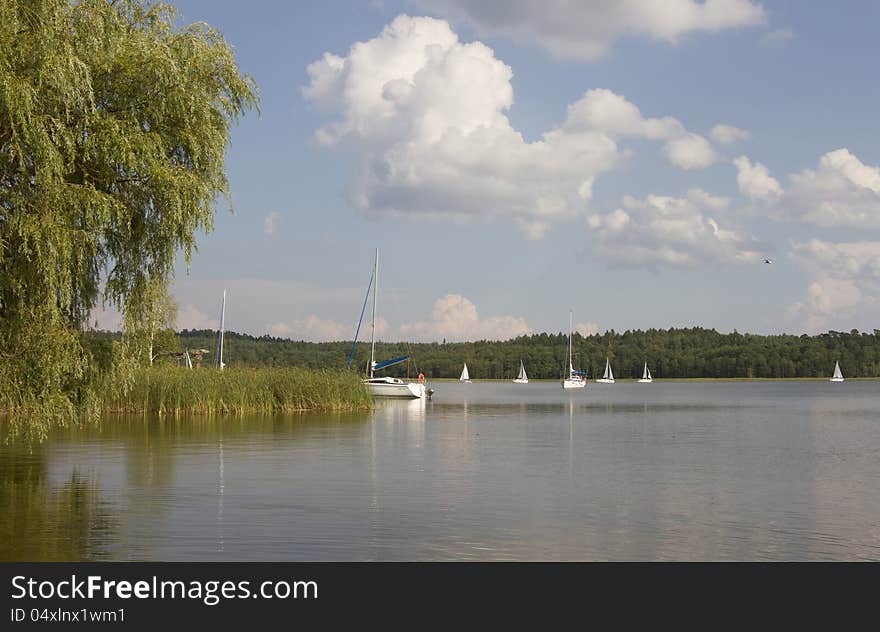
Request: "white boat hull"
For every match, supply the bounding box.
[364,378,426,399]
[596,378,615,384]
[637,378,653,383]
[830,377,845,382]
[562,378,586,389]
[512,378,529,384]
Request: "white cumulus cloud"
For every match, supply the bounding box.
[399,294,531,341]
[711,124,750,144]
[413,0,766,61]
[789,278,866,333]
[782,149,880,229]
[269,315,382,341]
[304,17,721,238]
[791,240,880,280]
[789,239,880,331]
[556,89,717,171]
[734,155,782,200]
[586,188,762,266]
[663,133,717,170]
[560,88,685,140]
[177,304,220,331]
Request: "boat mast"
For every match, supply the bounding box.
[369,248,378,378]
[216,289,226,369]
[568,309,573,378]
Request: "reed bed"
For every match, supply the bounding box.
[100,366,372,415]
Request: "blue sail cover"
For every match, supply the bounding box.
[373,355,409,371]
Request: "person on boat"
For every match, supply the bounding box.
[418,371,425,384]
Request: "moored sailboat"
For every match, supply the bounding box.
[830,361,844,383]
[356,249,428,399]
[638,362,653,383]
[513,360,529,384]
[460,363,472,383]
[562,310,586,389]
[596,357,615,384]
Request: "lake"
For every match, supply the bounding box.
[2,380,879,560]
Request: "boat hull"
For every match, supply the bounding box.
[637,379,653,383]
[830,377,845,382]
[562,379,586,389]
[364,378,426,399]
[596,378,615,384]
[512,378,529,384]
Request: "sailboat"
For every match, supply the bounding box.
[638,362,653,383]
[214,289,226,369]
[830,361,845,383]
[596,357,615,384]
[459,363,472,383]
[357,249,427,399]
[513,360,529,384]
[562,310,586,389]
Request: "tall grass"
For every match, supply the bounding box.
[99,366,372,415]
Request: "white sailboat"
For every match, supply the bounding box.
[562,310,586,389]
[360,248,427,399]
[513,360,529,384]
[638,362,653,383]
[596,357,614,384]
[830,361,845,383]
[459,363,472,383]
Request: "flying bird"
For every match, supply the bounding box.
[763,258,774,264]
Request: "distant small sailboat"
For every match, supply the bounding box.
[638,362,653,383]
[596,357,615,384]
[513,360,529,384]
[830,361,845,383]
[460,363,472,383]
[562,310,586,389]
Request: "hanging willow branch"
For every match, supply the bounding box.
[0,0,258,417]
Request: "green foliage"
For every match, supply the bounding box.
[0,0,257,414]
[148,327,880,380]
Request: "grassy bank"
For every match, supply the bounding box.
[1,366,371,444]
[100,366,372,415]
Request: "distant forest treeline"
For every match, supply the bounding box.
[82,327,880,379]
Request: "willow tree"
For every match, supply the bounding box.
[0,0,257,413]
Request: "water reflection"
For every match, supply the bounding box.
[373,397,427,425]
[217,438,224,554]
[1,382,879,560]
[0,443,118,560]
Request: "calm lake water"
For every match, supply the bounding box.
[2,380,879,561]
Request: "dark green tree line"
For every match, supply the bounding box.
[85,327,880,379]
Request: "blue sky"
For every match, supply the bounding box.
[122,1,880,341]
